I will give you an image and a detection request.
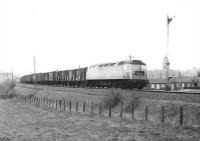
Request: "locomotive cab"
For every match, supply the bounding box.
[122,60,149,89]
[122,60,147,79]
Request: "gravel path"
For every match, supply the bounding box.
[0,98,199,141]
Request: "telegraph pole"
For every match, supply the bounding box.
[33,56,36,89]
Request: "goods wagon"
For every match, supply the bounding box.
[20,60,148,89]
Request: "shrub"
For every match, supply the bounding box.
[103,91,123,109]
[164,104,179,127]
[124,96,141,113]
[9,81,16,88]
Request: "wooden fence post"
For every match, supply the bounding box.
[76,101,78,112]
[145,105,148,120]
[52,99,54,109]
[47,99,49,107]
[99,103,102,115]
[34,97,36,104]
[109,104,112,117]
[49,99,51,108]
[131,103,134,119]
[42,98,44,106]
[63,100,66,111]
[56,100,58,110]
[37,98,39,106]
[91,102,93,114]
[42,98,44,107]
[33,97,35,104]
[60,100,62,110]
[120,102,123,118]
[83,102,86,112]
[40,98,42,106]
[34,97,36,105]
[69,100,71,111]
[45,98,46,107]
[44,98,46,107]
[161,106,165,123]
[180,107,183,126]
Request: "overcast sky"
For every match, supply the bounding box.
[0,0,199,75]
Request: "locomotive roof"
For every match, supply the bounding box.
[90,60,146,68]
[118,60,146,65]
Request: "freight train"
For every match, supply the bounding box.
[20,60,149,89]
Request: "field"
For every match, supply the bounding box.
[0,83,200,140]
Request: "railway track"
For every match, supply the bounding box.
[17,84,107,97]
[16,84,200,103]
[17,83,200,94]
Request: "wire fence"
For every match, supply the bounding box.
[16,95,185,127]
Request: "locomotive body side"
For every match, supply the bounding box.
[86,60,149,89]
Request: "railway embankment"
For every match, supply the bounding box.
[15,84,200,127]
[15,83,200,104]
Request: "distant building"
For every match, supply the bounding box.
[148,77,196,90]
[0,72,13,83]
[147,56,200,90]
[148,70,200,90]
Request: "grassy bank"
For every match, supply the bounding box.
[15,84,200,127]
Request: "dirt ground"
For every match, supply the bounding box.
[0,98,199,141]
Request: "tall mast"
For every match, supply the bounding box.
[165,14,174,90]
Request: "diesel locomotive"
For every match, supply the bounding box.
[20,60,149,89]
